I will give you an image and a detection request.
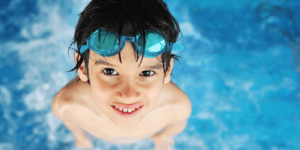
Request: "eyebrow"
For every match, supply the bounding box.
[94,59,163,70]
[95,59,115,67]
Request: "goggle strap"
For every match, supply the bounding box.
[80,44,89,54]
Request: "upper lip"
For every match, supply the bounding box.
[111,103,144,109]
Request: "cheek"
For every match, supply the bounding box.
[90,75,114,104]
[145,82,163,101]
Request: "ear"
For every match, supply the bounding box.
[163,58,174,84]
[74,51,89,82]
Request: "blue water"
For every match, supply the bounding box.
[1,0,300,149]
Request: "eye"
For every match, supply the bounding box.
[102,68,118,76]
[141,70,156,77]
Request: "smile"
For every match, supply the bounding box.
[111,105,144,118]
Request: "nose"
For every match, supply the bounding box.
[116,78,141,101]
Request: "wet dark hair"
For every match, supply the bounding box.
[68,0,183,85]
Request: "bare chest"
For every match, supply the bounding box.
[66,80,180,144]
[75,103,173,144]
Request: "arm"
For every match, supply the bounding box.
[51,89,93,149]
[153,94,192,140]
[150,95,191,150]
[154,119,188,140]
[63,120,93,149]
[63,120,89,142]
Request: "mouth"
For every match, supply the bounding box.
[111,104,144,118]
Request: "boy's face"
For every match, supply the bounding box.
[76,41,174,128]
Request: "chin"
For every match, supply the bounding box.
[112,118,140,127]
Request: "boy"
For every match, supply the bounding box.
[51,0,191,149]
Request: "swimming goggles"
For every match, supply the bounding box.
[80,28,184,58]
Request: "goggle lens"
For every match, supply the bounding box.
[90,30,117,52]
[138,32,166,53]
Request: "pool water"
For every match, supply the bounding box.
[0,0,299,149]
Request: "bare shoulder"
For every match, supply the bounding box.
[51,76,89,121]
[164,81,192,124]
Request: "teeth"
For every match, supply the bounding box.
[113,105,141,113]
